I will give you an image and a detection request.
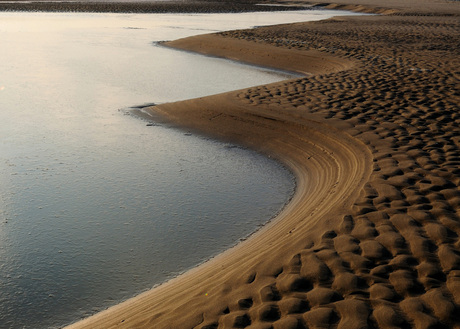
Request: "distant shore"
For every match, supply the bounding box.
[60,0,459,328]
[0,0,309,13]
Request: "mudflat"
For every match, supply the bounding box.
[67,0,460,328]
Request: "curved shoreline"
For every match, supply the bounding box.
[68,85,373,329]
[68,1,460,328]
[66,17,373,329]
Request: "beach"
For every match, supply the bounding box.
[63,0,460,328]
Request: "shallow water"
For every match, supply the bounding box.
[0,9,359,328]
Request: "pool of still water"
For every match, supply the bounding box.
[0,9,360,328]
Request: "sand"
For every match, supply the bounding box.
[67,0,460,328]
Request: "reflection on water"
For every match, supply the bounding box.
[0,9,359,328]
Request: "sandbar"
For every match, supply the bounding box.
[67,0,460,328]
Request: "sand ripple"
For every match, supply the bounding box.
[68,5,459,329]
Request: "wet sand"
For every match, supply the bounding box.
[66,0,460,328]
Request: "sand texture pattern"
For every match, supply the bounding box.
[68,1,460,328]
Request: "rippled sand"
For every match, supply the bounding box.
[67,1,460,328]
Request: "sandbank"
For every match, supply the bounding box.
[68,0,460,328]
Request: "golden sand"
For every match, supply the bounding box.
[68,1,460,328]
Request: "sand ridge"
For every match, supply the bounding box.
[67,1,459,328]
[162,35,356,76]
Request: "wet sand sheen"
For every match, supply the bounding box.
[68,1,460,328]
